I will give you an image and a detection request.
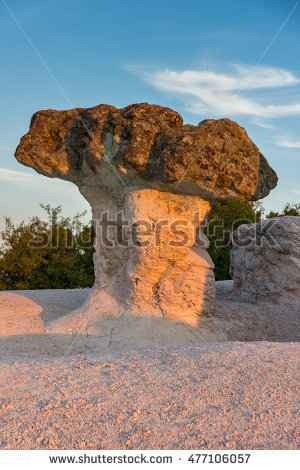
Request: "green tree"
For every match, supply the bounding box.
[266,202,300,218]
[205,199,263,281]
[0,205,95,290]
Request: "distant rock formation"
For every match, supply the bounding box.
[230,216,300,305]
[15,103,278,347]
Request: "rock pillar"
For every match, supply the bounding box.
[80,187,215,327]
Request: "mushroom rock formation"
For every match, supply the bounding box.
[15,103,278,348]
[230,216,300,305]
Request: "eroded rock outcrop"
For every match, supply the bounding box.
[16,103,277,201]
[15,103,278,348]
[230,216,300,305]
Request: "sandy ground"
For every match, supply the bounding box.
[0,283,299,449]
[0,343,299,450]
[214,281,300,342]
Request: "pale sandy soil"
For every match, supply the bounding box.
[0,284,299,449]
[0,343,299,450]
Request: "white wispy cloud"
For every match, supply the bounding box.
[0,167,80,199]
[130,63,300,123]
[276,138,300,149]
[0,167,42,183]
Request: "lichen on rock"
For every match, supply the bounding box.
[15,102,277,201]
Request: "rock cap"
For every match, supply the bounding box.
[15,102,277,201]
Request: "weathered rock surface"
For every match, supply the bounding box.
[15,103,278,348]
[230,216,300,305]
[15,103,277,201]
[46,189,223,346]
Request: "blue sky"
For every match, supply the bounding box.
[0,0,299,227]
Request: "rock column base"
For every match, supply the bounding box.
[47,189,225,349]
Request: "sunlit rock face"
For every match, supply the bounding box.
[80,187,214,327]
[15,102,277,201]
[15,103,278,348]
[230,216,300,305]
